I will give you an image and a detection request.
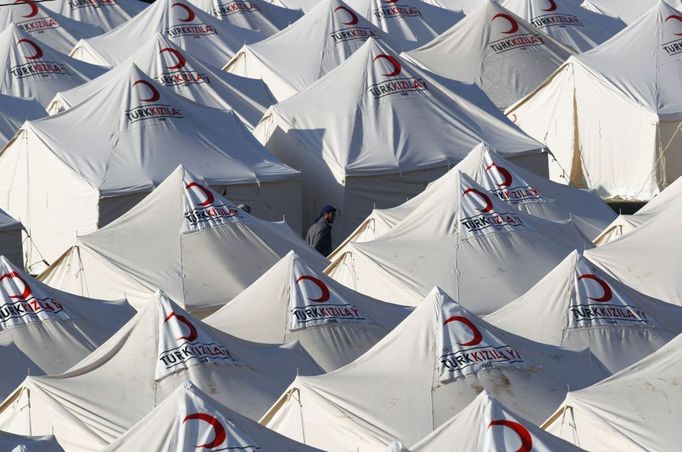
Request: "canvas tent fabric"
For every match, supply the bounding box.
[0,95,45,149]
[261,288,609,451]
[0,25,106,108]
[0,291,322,452]
[69,0,266,68]
[580,0,682,24]
[404,1,574,110]
[507,2,682,201]
[485,250,682,373]
[42,0,147,31]
[224,0,404,102]
[205,251,412,371]
[0,431,63,452]
[542,331,682,451]
[104,380,320,451]
[0,65,303,268]
[39,166,328,314]
[254,38,550,244]
[188,0,303,36]
[405,391,582,451]
[500,0,625,52]
[326,170,592,313]
[48,33,276,130]
[0,210,23,268]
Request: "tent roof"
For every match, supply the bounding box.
[581,0,682,24]
[188,0,303,35]
[42,0,147,31]
[0,431,63,452]
[0,94,45,148]
[0,208,21,231]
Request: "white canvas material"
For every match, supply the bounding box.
[42,0,147,31]
[580,0,682,24]
[39,166,327,313]
[542,332,682,451]
[326,170,592,314]
[0,65,302,267]
[0,95,44,151]
[224,0,404,102]
[49,33,275,130]
[70,0,267,67]
[486,250,682,373]
[0,25,105,108]
[405,1,574,110]
[254,38,549,244]
[104,381,320,451]
[188,0,302,36]
[0,209,24,269]
[0,431,64,452]
[261,288,609,451]
[507,2,682,201]
[0,291,322,452]
[205,251,411,371]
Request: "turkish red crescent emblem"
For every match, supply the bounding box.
[164,311,199,342]
[578,274,613,303]
[542,0,557,12]
[0,272,32,300]
[172,2,196,22]
[183,413,227,449]
[463,187,494,213]
[488,420,533,452]
[666,15,682,36]
[443,316,483,346]
[160,47,187,70]
[295,275,331,303]
[17,39,43,61]
[382,0,398,3]
[492,13,519,34]
[373,54,401,77]
[186,181,214,207]
[14,0,39,18]
[334,6,358,26]
[485,162,513,188]
[133,79,161,103]
[509,113,517,123]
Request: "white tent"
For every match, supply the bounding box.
[0,255,135,400]
[485,250,682,373]
[542,331,682,451]
[0,1,102,54]
[333,143,615,250]
[104,380,319,451]
[205,251,412,371]
[42,0,147,31]
[0,210,23,268]
[507,2,682,201]
[254,38,549,243]
[224,0,403,102]
[0,431,63,452]
[581,0,682,24]
[40,166,327,314]
[405,1,574,110]
[261,288,609,451]
[0,291,322,452]
[49,33,276,130]
[0,65,303,268]
[0,24,105,108]
[344,0,464,48]
[188,0,302,36]
[500,0,625,52]
[406,391,581,451]
[327,170,591,313]
[0,95,45,149]
[70,0,267,67]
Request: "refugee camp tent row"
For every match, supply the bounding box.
[42,0,147,31]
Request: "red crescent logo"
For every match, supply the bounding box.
[373,54,401,77]
[17,39,43,61]
[133,79,161,103]
[172,2,196,22]
[295,275,331,303]
[509,113,518,123]
[14,0,39,18]
[492,13,519,34]
[463,187,494,213]
[185,181,215,206]
[160,47,187,70]
[542,0,557,12]
[0,272,32,300]
[382,0,399,3]
[485,163,513,188]
[183,413,227,449]
[577,274,613,303]
[443,316,483,346]
[488,420,533,452]
[334,6,359,26]
[666,15,682,36]
[164,311,199,342]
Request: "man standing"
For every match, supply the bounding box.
[306,205,336,256]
